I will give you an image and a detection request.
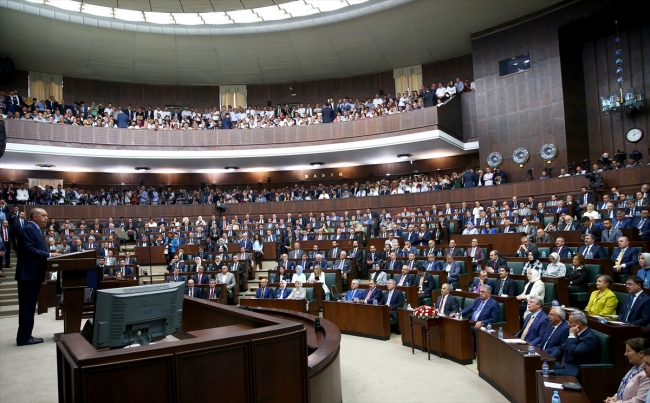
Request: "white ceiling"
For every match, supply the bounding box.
[1,129,479,173]
[0,0,561,85]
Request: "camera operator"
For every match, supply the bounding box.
[626,151,643,168]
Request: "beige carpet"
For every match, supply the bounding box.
[0,312,507,403]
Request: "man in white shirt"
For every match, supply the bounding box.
[16,184,29,203]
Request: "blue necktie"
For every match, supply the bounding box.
[472,300,486,321]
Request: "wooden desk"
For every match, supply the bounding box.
[536,373,590,403]
[322,300,390,340]
[476,328,555,403]
[398,309,474,364]
[409,315,442,360]
[240,297,308,313]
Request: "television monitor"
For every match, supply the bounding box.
[91,282,185,349]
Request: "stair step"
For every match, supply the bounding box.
[0,299,18,307]
[0,306,19,317]
[0,283,17,290]
[0,293,18,300]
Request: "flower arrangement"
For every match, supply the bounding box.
[412,305,439,319]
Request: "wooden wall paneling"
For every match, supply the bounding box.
[628,27,649,155]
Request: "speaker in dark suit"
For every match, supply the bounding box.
[493,272,517,297]
[15,208,58,345]
[618,276,650,327]
[435,284,459,316]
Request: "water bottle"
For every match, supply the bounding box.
[437,250,442,257]
[498,291,503,297]
[342,296,346,302]
[552,391,561,403]
[486,323,492,332]
[373,299,378,305]
[509,268,514,275]
[541,251,546,258]
[498,327,504,340]
[457,311,463,321]
[586,252,592,259]
[598,317,608,324]
[325,294,330,301]
[567,251,572,258]
[541,267,547,277]
[552,299,559,307]
[527,345,535,355]
[542,360,549,377]
[644,278,649,289]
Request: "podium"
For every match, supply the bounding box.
[48,250,97,334]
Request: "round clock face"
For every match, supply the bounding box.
[627,128,643,143]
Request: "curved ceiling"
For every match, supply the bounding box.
[0,0,561,85]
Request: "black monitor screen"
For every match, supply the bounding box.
[499,53,531,77]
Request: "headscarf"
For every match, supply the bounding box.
[296,265,304,275]
[549,252,560,264]
[528,268,541,283]
[640,253,650,269]
[528,250,540,264]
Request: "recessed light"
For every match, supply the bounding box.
[386,173,391,176]
[135,167,151,171]
[225,166,239,171]
[36,164,55,169]
[397,154,412,159]
[310,162,325,167]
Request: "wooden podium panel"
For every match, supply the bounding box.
[240,298,307,313]
[322,300,390,340]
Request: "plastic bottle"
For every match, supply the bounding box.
[527,345,535,355]
[325,294,330,301]
[541,251,547,258]
[542,360,549,377]
[373,299,378,305]
[552,299,559,307]
[567,251,572,258]
[541,267,547,277]
[457,312,463,321]
[552,390,561,403]
[498,327,504,340]
[486,323,492,332]
[509,268,514,275]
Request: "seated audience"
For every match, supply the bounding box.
[566,254,589,293]
[584,274,617,316]
[516,269,545,320]
[436,283,459,316]
[604,338,650,403]
[383,279,405,319]
[553,311,599,376]
[288,280,306,300]
[255,279,275,299]
[618,276,650,327]
[515,296,550,347]
[493,266,517,297]
[541,306,570,359]
[545,252,567,278]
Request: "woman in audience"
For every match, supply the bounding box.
[584,274,617,316]
[545,252,567,278]
[370,263,388,285]
[288,280,306,300]
[291,265,307,284]
[195,216,206,226]
[566,253,590,293]
[252,234,264,268]
[516,268,545,319]
[521,251,543,276]
[605,337,650,403]
[306,266,330,293]
[481,222,498,234]
[462,222,478,235]
[637,253,650,285]
[433,222,446,244]
[582,203,600,220]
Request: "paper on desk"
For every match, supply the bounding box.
[502,339,527,344]
[608,320,625,325]
[544,382,564,389]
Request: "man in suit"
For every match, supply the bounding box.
[577,187,593,216]
[501,219,516,234]
[404,252,423,272]
[633,208,650,241]
[15,208,61,346]
[534,228,555,244]
[203,279,222,301]
[382,252,402,271]
[486,250,507,273]
[414,267,435,305]
[115,260,133,277]
[415,224,432,246]
[327,241,342,259]
[470,270,495,294]
[255,279,275,299]
[516,236,538,257]
[2,219,13,268]
[612,236,638,274]
[333,251,353,280]
[436,283,459,316]
[191,265,210,285]
[493,266,517,297]
[184,279,202,298]
[321,103,335,123]
[552,237,571,258]
[278,254,296,271]
[541,306,571,359]
[423,240,441,259]
[515,296,550,346]
[166,267,186,283]
[365,245,380,279]
[383,279,405,319]
[216,265,236,294]
[275,280,292,299]
[618,276,650,327]
[167,256,186,273]
[361,279,383,304]
[288,241,305,260]
[613,211,634,229]
[601,218,623,243]
[577,234,606,259]
[554,311,600,376]
[455,285,500,350]
[466,238,485,270]
[394,265,412,287]
[342,279,362,301]
[442,254,461,284]
[229,255,245,281]
[518,218,536,240]
[580,217,602,242]
[445,240,464,257]
[348,240,364,271]
[423,253,441,271]
[462,167,476,187]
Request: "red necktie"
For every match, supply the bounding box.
[365,288,373,302]
[210,289,214,299]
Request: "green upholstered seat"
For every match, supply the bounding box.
[324,273,337,291]
[509,262,524,275]
[538,247,551,257]
[268,273,279,283]
[305,287,315,302]
[514,280,526,295]
[543,282,556,305]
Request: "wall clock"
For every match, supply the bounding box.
[626,128,644,143]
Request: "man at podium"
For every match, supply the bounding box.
[15,208,60,346]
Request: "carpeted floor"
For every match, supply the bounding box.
[0,312,507,403]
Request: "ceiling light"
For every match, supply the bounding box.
[397,153,413,159]
[81,3,113,17]
[386,173,390,176]
[114,9,145,21]
[281,1,318,17]
[172,13,204,25]
[310,162,325,167]
[135,167,151,171]
[36,164,56,169]
[200,12,232,24]
[309,0,347,12]
[225,167,239,171]
[144,12,174,24]
[256,5,290,21]
[227,10,262,24]
[47,0,82,12]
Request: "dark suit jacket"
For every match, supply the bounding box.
[436,294,459,315]
[461,297,500,324]
[393,273,412,286]
[255,286,275,299]
[202,287,222,300]
[470,278,495,293]
[15,221,50,282]
[552,246,570,259]
[618,292,650,326]
[577,244,606,259]
[414,273,434,294]
[558,327,600,376]
[445,247,464,257]
[191,273,210,285]
[321,107,335,123]
[541,321,570,359]
[581,225,602,242]
[166,275,186,283]
[633,217,650,239]
[493,277,517,297]
[275,288,292,299]
[515,310,550,347]
[360,287,383,303]
[383,259,403,271]
[486,257,508,272]
[611,247,639,272]
[184,287,202,297]
[278,260,296,271]
[383,289,405,311]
